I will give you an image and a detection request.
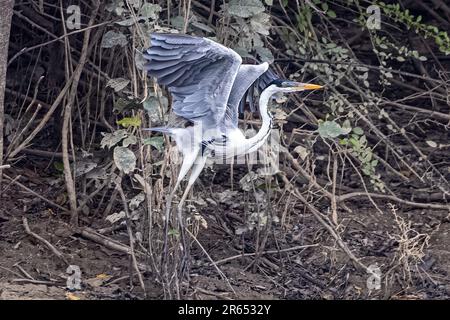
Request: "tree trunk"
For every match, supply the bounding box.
[0,0,15,189]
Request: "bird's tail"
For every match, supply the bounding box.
[142,127,173,135]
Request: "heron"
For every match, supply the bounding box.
[142,33,322,233]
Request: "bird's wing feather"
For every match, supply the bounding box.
[143,33,242,126]
[224,63,269,127]
[245,67,279,111]
[224,65,279,128]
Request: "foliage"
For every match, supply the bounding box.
[317,120,351,139]
[113,146,136,174]
[378,2,450,54]
[3,0,450,298]
[143,136,164,152]
[227,0,265,18]
[117,116,141,128]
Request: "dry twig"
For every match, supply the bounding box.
[22,216,69,265]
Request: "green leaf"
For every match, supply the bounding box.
[352,127,364,135]
[101,130,128,149]
[349,137,359,147]
[143,96,159,112]
[113,146,136,174]
[250,12,271,35]
[140,3,162,20]
[117,117,141,128]
[359,135,367,145]
[143,136,165,152]
[227,0,265,18]
[342,119,351,130]
[101,31,128,48]
[327,10,337,18]
[113,98,129,114]
[364,152,372,162]
[143,95,168,124]
[122,135,137,147]
[254,46,274,63]
[317,121,352,139]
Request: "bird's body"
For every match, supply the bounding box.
[142,33,322,235]
[147,83,275,173]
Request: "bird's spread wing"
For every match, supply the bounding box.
[143,33,242,126]
[224,63,269,127]
[244,67,279,112]
[224,66,279,128]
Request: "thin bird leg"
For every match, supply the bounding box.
[162,149,199,267]
[177,155,208,220]
[165,149,199,220]
[176,154,208,276]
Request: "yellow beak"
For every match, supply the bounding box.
[301,84,323,90]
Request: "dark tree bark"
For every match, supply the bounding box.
[0,0,15,188]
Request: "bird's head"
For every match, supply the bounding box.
[268,79,323,93]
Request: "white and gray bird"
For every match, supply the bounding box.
[142,33,322,225]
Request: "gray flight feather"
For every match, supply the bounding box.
[224,63,269,128]
[143,33,242,127]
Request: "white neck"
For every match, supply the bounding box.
[244,87,275,153]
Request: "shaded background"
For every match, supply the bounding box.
[0,0,449,299]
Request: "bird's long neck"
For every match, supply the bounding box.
[245,88,274,152]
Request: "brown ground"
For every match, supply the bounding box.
[1,168,449,300]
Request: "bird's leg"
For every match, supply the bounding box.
[177,154,207,276]
[162,149,198,268]
[177,155,208,222]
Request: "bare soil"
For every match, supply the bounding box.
[1,168,449,300]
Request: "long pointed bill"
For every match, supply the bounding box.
[297,83,323,91]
